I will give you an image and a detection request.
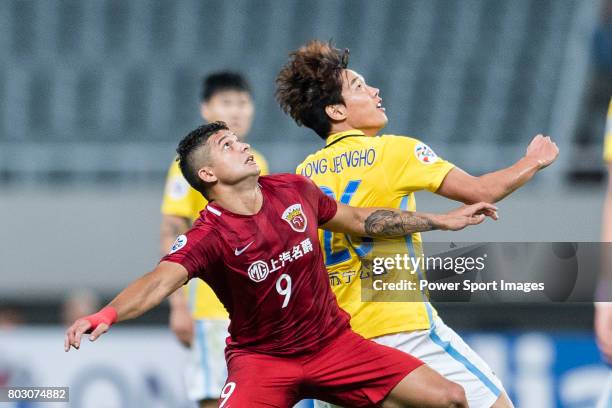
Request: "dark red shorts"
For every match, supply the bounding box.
[218,329,423,407]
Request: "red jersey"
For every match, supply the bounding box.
[162,174,350,356]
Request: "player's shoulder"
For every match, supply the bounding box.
[191,211,217,231]
[165,157,181,175]
[184,211,221,242]
[379,134,441,163]
[378,134,423,147]
[162,158,195,204]
[260,174,321,198]
[164,213,219,257]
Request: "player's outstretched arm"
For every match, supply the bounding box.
[437,134,559,203]
[64,261,188,352]
[322,202,498,238]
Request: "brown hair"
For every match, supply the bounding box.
[276,40,349,139]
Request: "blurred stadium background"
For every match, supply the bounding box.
[0,0,611,407]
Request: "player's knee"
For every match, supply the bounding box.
[441,382,467,408]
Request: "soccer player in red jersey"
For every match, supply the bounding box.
[65,122,498,407]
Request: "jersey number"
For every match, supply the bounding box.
[276,274,292,308]
[319,180,373,266]
[220,382,236,407]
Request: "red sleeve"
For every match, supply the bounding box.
[160,227,221,280]
[294,175,338,225]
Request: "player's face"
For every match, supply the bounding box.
[205,129,260,184]
[201,90,255,139]
[340,69,387,133]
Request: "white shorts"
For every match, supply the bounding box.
[184,318,229,402]
[597,371,612,408]
[316,317,504,408]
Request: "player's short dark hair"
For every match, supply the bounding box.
[176,121,229,198]
[275,40,349,139]
[201,71,251,102]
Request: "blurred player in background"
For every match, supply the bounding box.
[596,98,612,408]
[66,121,500,407]
[276,40,559,408]
[61,289,101,327]
[0,307,24,330]
[160,72,269,407]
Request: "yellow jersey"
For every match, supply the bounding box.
[161,149,269,319]
[605,99,612,163]
[296,130,454,339]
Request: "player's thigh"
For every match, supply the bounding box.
[186,319,229,402]
[306,330,423,407]
[375,318,506,408]
[311,361,467,408]
[221,352,302,407]
[490,392,514,408]
[382,364,466,408]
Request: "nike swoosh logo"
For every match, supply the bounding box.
[234,241,254,256]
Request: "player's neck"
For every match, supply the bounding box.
[210,176,263,215]
[329,123,379,137]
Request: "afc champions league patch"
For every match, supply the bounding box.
[169,234,187,254]
[281,204,308,232]
[414,142,439,165]
[167,175,190,200]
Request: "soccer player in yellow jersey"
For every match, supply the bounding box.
[595,98,612,408]
[276,41,559,408]
[161,72,269,407]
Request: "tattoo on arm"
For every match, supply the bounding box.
[364,210,439,237]
[160,216,191,256]
[170,220,189,237]
[161,216,190,238]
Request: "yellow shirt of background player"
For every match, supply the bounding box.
[161,149,269,319]
[297,130,454,339]
[604,99,612,163]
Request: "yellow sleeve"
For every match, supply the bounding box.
[252,149,270,175]
[605,99,612,163]
[381,135,455,193]
[160,160,208,221]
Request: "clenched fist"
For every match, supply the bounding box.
[525,134,559,170]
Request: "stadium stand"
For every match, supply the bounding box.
[0,0,597,184]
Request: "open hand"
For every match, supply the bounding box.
[64,318,109,352]
[440,202,498,231]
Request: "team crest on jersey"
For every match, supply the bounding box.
[282,204,307,232]
[169,235,187,254]
[414,143,438,165]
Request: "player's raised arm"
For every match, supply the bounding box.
[64,261,188,352]
[437,134,559,203]
[321,202,498,238]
